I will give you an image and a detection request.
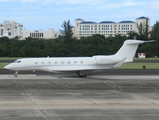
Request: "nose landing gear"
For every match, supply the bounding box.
[14,71,19,78]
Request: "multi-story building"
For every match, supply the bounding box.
[0,21,23,39]
[1,16,150,40]
[22,28,60,39]
[73,16,151,39]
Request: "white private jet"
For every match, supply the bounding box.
[4,40,153,78]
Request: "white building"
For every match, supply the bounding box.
[0,21,23,39]
[22,28,60,39]
[73,16,151,39]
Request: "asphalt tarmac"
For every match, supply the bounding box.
[0,73,159,120]
[0,69,159,75]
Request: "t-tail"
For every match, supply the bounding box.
[114,40,154,63]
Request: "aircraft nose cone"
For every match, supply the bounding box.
[4,65,9,69]
[4,64,12,69]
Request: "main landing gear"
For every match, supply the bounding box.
[14,71,19,78]
[77,71,86,78]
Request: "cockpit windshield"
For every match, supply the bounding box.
[13,60,21,63]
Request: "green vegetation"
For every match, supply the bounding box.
[0,34,158,57]
[60,20,73,46]
[0,63,9,69]
[134,58,159,60]
[0,20,158,58]
[120,63,159,69]
[0,57,20,60]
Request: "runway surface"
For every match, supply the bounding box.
[0,69,159,75]
[0,73,159,120]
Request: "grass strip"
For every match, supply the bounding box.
[134,58,159,60]
[0,63,9,69]
[120,63,159,69]
[0,57,20,60]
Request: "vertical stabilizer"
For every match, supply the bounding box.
[115,40,147,63]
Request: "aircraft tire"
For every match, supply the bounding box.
[77,71,86,78]
[14,74,17,78]
[81,74,86,78]
[79,74,86,78]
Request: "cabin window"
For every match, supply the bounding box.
[48,62,51,64]
[74,61,77,64]
[54,61,58,64]
[61,61,64,64]
[41,62,45,64]
[67,61,71,64]
[35,62,38,65]
[80,61,83,64]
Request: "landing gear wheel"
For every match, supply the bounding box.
[14,74,17,78]
[14,71,19,78]
[77,71,86,78]
[81,74,86,78]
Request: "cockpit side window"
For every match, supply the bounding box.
[13,60,21,63]
[17,61,21,63]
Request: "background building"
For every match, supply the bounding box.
[22,28,60,39]
[0,21,23,39]
[73,16,151,39]
[0,16,151,40]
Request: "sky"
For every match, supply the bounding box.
[0,0,159,31]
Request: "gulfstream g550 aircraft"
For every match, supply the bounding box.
[4,40,153,78]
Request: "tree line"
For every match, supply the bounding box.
[0,20,159,58]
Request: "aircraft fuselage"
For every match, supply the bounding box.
[5,56,121,72]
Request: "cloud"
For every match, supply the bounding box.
[0,0,103,6]
[55,0,102,5]
[122,0,143,6]
[21,0,38,2]
[151,1,159,10]
[0,0,14,1]
[96,0,145,10]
